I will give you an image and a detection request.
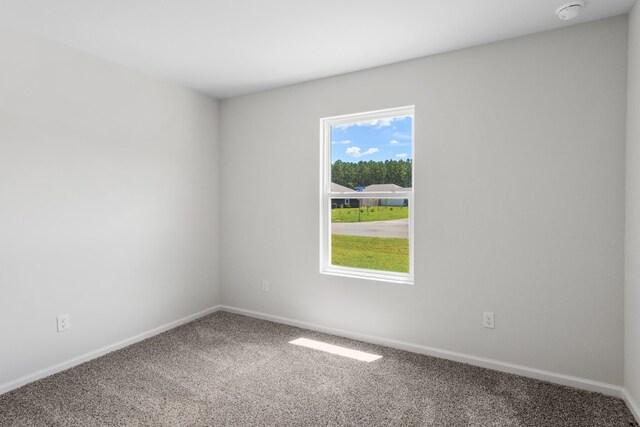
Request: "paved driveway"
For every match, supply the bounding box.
[331,218,409,239]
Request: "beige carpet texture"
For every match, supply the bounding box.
[0,311,636,426]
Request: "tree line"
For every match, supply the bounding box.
[331,159,412,189]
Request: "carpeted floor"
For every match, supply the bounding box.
[0,311,636,426]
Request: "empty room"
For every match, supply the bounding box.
[1,0,640,425]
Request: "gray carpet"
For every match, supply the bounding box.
[0,311,636,426]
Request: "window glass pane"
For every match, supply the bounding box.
[331,198,409,273]
[330,115,412,191]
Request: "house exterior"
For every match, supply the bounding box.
[362,184,411,206]
[330,183,412,208]
[330,182,360,208]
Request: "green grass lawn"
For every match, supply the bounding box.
[331,205,408,223]
[331,234,409,273]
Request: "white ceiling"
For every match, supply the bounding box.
[0,0,635,99]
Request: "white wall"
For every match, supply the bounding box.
[220,17,628,386]
[0,25,220,388]
[626,1,640,412]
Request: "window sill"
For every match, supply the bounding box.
[321,266,414,285]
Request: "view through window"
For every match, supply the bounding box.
[321,106,414,284]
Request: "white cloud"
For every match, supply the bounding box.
[346,146,379,158]
[392,131,411,140]
[335,115,409,130]
[390,139,399,145]
[395,153,408,159]
[332,139,351,145]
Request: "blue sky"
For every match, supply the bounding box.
[331,116,412,163]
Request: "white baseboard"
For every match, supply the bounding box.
[0,305,222,396]
[623,388,640,424]
[218,305,623,398]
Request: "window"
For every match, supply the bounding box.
[320,106,414,284]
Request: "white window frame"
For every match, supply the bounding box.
[319,106,415,285]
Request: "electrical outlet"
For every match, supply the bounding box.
[57,314,70,332]
[262,280,269,292]
[483,312,495,329]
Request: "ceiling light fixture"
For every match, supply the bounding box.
[556,1,585,21]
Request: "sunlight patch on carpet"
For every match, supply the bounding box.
[289,338,382,362]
